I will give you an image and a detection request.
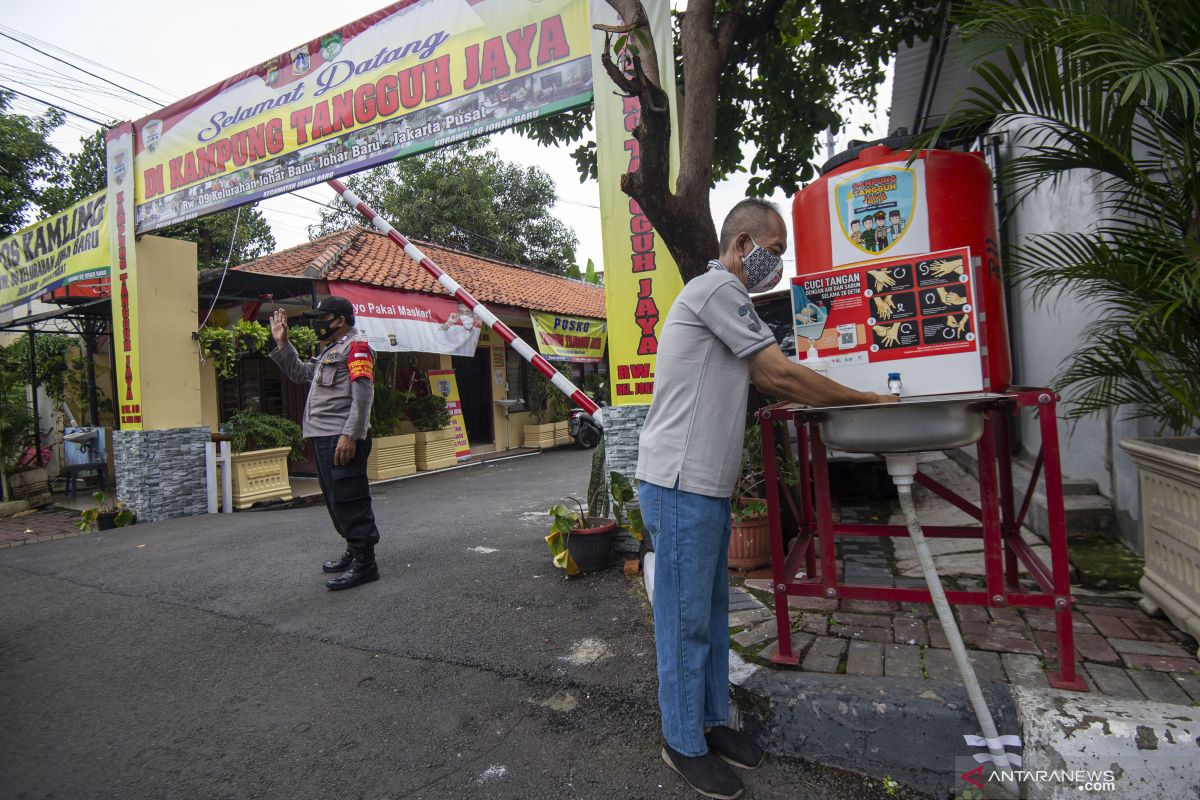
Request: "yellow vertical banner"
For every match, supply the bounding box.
[589,0,682,406]
[106,123,144,430]
[428,369,471,459]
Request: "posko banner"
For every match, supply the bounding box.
[132,0,592,233]
[530,310,606,363]
[0,191,109,312]
[330,281,482,356]
[106,124,144,429]
[427,369,471,459]
[589,0,682,405]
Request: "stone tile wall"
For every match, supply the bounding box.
[602,405,648,553]
[113,427,210,523]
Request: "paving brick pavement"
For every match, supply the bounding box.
[728,581,1200,704]
[0,509,91,547]
[727,456,1200,705]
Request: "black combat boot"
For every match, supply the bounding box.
[322,548,353,574]
[325,543,379,591]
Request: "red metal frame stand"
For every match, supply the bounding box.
[759,388,1089,691]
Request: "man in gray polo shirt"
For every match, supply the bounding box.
[637,199,894,799]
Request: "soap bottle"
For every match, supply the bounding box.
[803,344,827,375]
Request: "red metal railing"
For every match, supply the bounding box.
[759,388,1088,692]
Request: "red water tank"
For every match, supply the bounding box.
[792,143,1011,390]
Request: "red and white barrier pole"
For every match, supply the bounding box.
[327,178,599,416]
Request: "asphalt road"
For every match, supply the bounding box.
[0,448,923,800]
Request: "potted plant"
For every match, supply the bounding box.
[545,472,644,577]
[550,390,572,448]
[922,2,1200,650]
[77,491,136,531]
[409,393,456,471]
[367,383,416,480]
[222,411,303,509]
[199,320,311,379]
[522,374,557,449]
[197,325,238,379]
[546,498,618,576]
[728,422,797,570]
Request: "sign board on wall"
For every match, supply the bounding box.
[0,191,109,312]
[132,0,592,232]
[331,281,482,355]
[530,311,605,363]
[590,0,682,405]
[828,159,930,268]
[428,369,471,459]
[793,247,983,395]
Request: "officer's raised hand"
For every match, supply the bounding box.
[270,308,289,347]
[335,435,357,465]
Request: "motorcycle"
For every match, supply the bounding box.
[567,406,603,450]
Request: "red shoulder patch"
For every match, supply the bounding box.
[347,340,374,381]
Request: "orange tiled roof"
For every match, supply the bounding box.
[235,227,605,319]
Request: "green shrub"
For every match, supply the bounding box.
[408,393,451,432]
[371,383,410,437]
[226,411,304,459]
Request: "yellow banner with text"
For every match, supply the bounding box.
[133,0,592,232]
[530,311,606,363]
[107,123,144,430]
[0,191,109,312]
[589,0,682,405]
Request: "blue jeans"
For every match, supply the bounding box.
[639,479,732,756]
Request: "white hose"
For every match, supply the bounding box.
[897,483,1020,798]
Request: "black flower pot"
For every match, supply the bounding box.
[565,518,618,573]
[96,512,136,531]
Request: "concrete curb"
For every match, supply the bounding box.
[1011,686,1199,799]
[731,662,1020,798]
[731,657,1200,799]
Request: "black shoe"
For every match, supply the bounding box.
[661,744,744,800]
[326,546,379,591]
[322,549,353,574]
[705,726,764,770]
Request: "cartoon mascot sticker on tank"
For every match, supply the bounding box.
[826,159,932,268]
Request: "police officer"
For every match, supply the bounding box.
[269,298,380,591]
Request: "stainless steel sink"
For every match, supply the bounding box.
[805,392,1010,453]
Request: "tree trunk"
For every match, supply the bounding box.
[602,0,735,283]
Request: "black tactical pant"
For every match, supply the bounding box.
[311,435,380,547]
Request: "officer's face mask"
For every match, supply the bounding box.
[312,315,340,341]
[741,235,784,293]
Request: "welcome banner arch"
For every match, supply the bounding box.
[65,0,682,519]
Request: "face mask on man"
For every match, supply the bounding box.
[312,316,340,341]
[741,235,784,293]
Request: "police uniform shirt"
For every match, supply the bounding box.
[271,327,374,439]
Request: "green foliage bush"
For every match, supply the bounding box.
[371,383,410,437]
[225,411,304,459]
[408,393,451,432]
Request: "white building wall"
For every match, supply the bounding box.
[994,123,1146,548]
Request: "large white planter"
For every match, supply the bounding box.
[367,433,417,481]
[1120,437,1200,655]
[523,421,557,449]
[415,428,457,471]
[228,447,293,510]
[554,420,572,448]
